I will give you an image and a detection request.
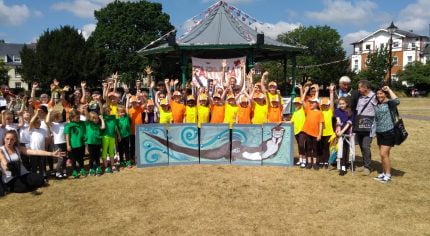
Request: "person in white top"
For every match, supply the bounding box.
[0,130,64,195]
[46,109,68,179]
[29,110,49,178]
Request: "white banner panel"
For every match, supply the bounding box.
[191,57,246,88]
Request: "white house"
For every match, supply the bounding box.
[350,28,429,81]
[0,43,36,90]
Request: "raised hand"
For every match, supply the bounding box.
[81,81,87,88]
[32,82,38,89]
[174,79,179,86]
[222,59,227,68]
[53,79,60,86]
[145,66,153,75]
[164,78,170,85]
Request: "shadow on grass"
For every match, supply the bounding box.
[355,156,406,177]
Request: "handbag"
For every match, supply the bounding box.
[353,95,375,133]
[389,103,408,145]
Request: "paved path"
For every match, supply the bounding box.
[402,114,430,121]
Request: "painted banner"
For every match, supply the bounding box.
[261,123,294,166]
[199,123,231,164]
[191,57,246,88]
[136,124,169,167]
[167,124,199,165]
[231,124,262,166]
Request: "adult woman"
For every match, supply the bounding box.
[0,130,64,194]
[373,86,399,183]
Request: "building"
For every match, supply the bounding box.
[350,28,429,81]
[0,42,35,90]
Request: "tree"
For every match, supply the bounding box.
[357,47,390,88]
[398,62,430,90]
[90,0,174,84]
[19,26,103,88]
[277,25,349,86]
[0,59,9,85]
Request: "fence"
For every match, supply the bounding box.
[136,123,294,167]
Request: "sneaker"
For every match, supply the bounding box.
[324,163,329,169]
[374,173,385,181]
[300,162,306,168]
[89,168,96,176]
[105,167,113,173]
[62,172,68,178]
[79,168,87,177]
[55,172,63,179]
[126,160,132,168]
[72,170,80,179]
[305,163,312,169]
[339,170,347,176]
[96,167,103,176]
[378,176,392,184]
[312,163,319,170]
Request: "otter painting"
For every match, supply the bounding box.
[143,126,285,161]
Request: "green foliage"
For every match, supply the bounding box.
[277,25,348,86]
[398,62,430,90]
[19,26,102,88]
[90,0,174,84]
[0,59,9,85]
[357,47,390,88]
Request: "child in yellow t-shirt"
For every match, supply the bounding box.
[318,84,335,168]
[290,97,306,166]
[251,86,268,124]
[197,93,210,127]
[184,95,197,123]
[158,98,173,124]
[223,93,238,128]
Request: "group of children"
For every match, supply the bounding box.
[291,82,354,175]
[0,67,289,180]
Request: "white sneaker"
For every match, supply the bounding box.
[374,173,385,181]
[379,176,392,184]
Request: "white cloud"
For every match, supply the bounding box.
[397,0,430,34]
[79,23,96,40]
[0,0,30,26]
[252,21,301,39]
[342,30,371,54]
[33,10,43,18]
[306,0,380,25]
[52,0,113,18]
[28,36,39,44]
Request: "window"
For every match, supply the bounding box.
[15,82,21,89]
[411,42,416,49]
[393,41,399,48]
[392,56,398,66]
[391,75,399,82]
[407,56,413,64]
[380,43,384,49]
[365,44,371,50]
[15,70,21,78]
[13,56,21,63]
[354,59,359,71]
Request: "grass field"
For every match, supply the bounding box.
[0,98,429,235]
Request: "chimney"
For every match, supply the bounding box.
[410,30,413,32]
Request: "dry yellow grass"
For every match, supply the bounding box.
[0,99,429,235]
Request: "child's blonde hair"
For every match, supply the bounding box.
[88,111,99,121]
[117,104,126,113]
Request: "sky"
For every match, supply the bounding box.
[1,0,429,55]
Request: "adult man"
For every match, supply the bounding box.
[354,80,377,175]
[335,76,359,110]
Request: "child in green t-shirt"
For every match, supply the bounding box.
[85,112,105,176]
[64,109,86,178]
[101,104,118,173]
[117,105,132,168]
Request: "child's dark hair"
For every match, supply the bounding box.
[338,97,353,117]
[376,87,391,99]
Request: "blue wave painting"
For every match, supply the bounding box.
[231,124,262,166]
[137,124,169,167]
[199,123,230,164]
[167,124,199,165]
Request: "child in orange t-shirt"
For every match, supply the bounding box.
[170,91,186,123]
[267,94,282,123]
[210,92,225,123]
[301,97,324,170]
[236,92,252,124]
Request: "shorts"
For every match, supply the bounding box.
[376,129,395,147]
